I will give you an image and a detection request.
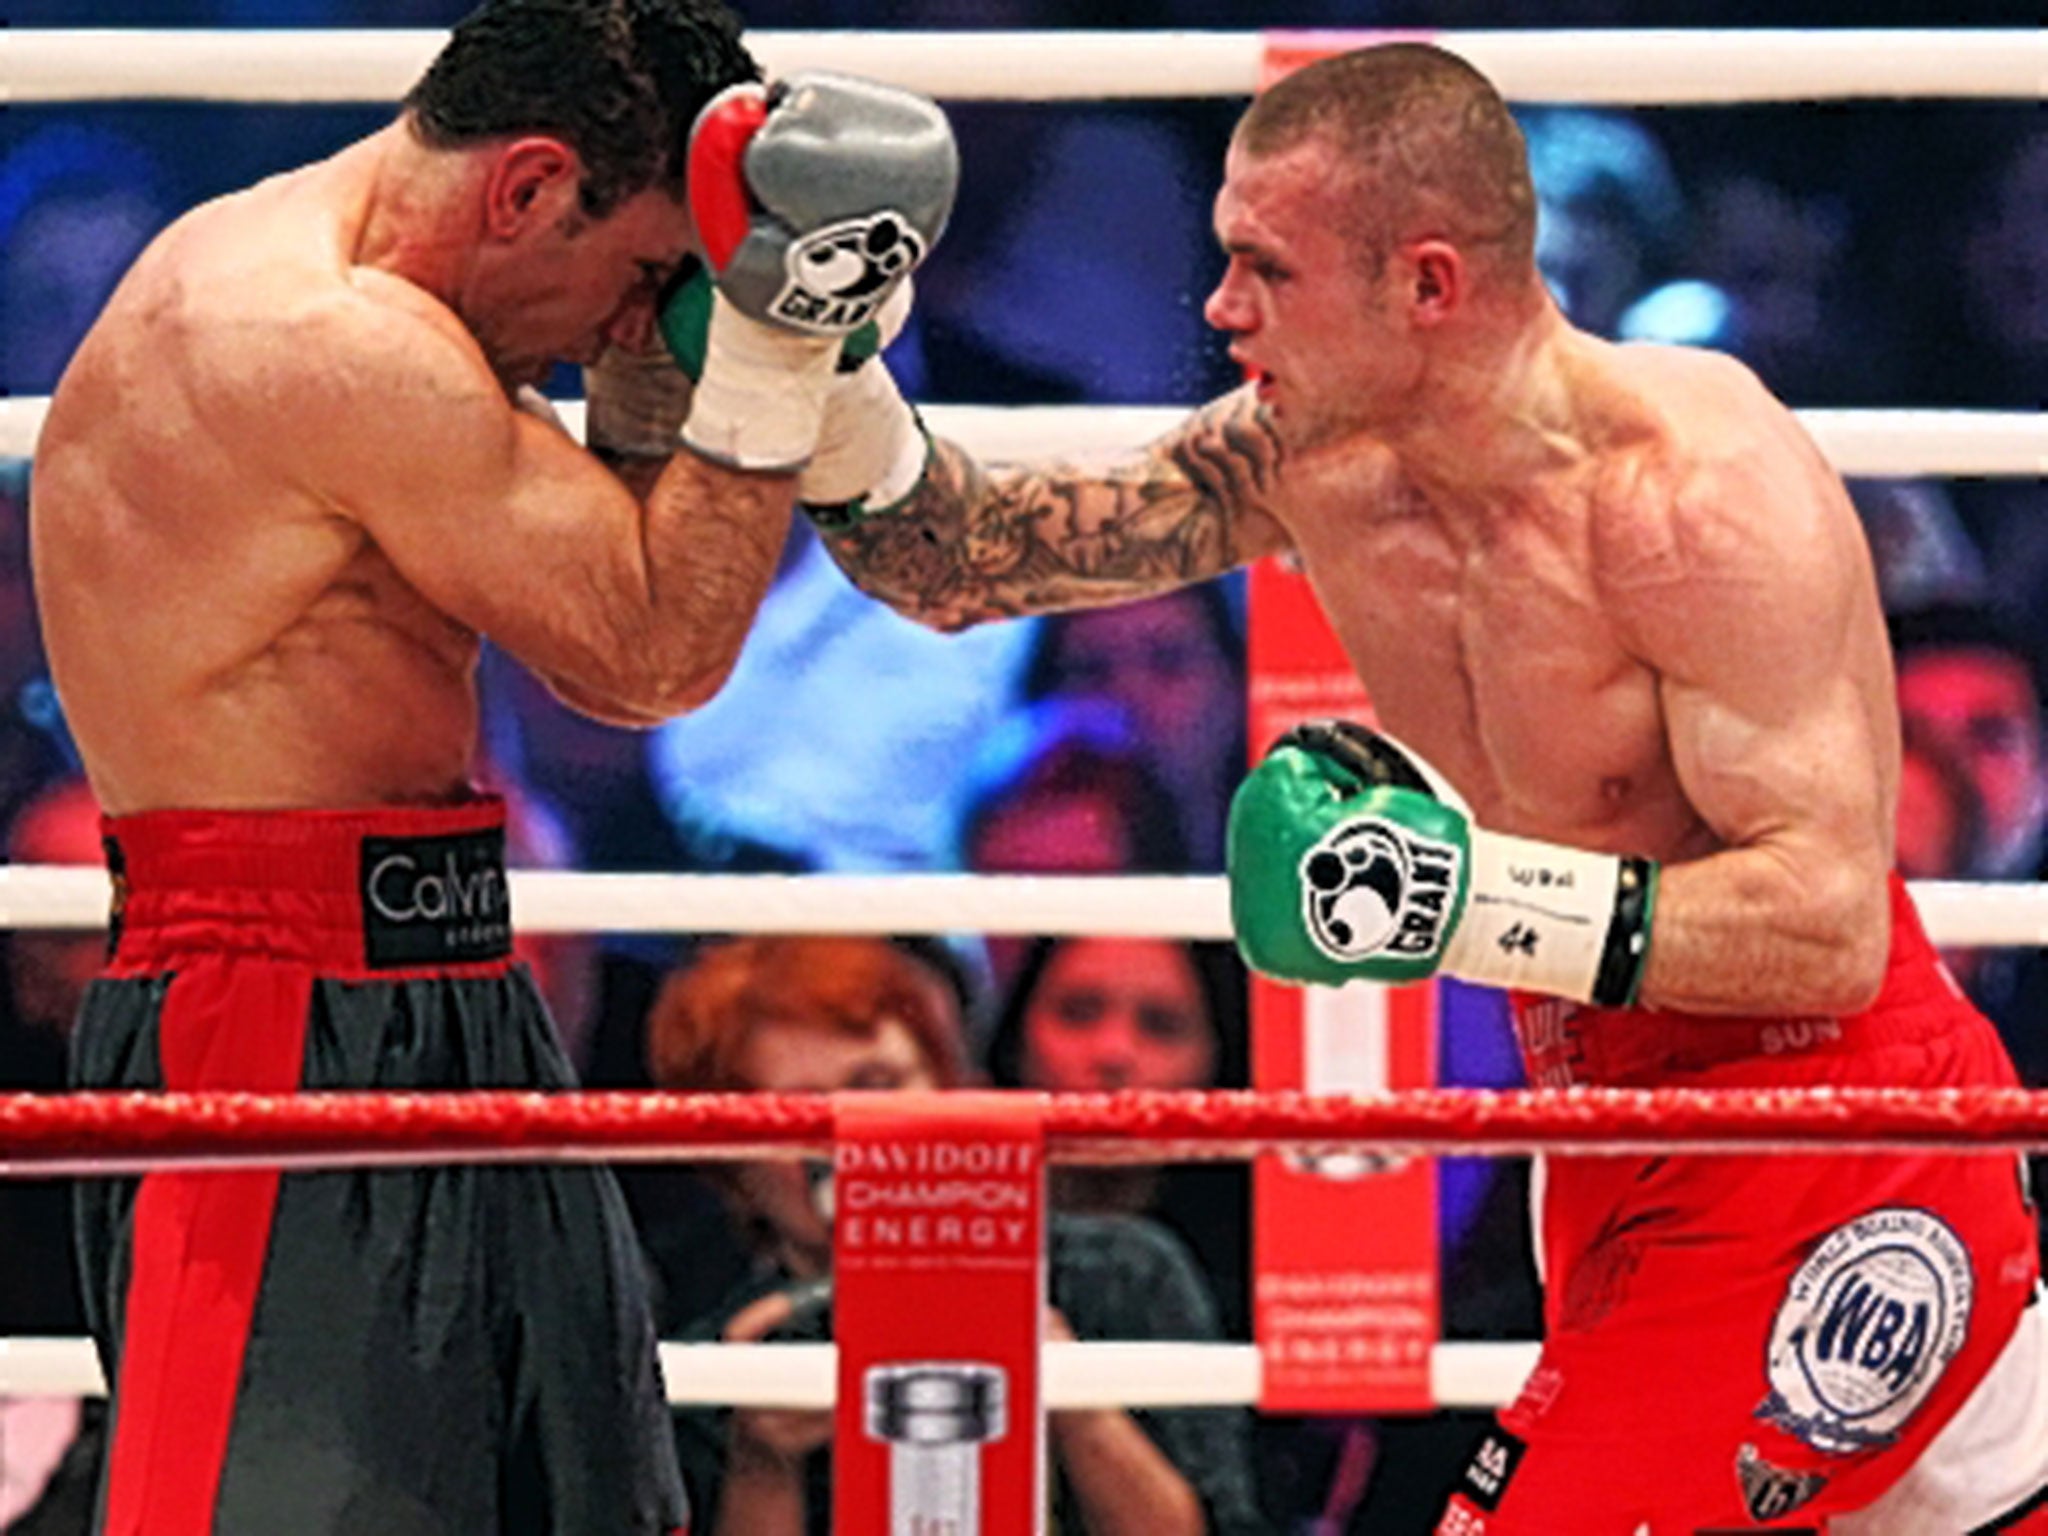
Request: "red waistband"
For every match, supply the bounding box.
[1509,873,1971,1087]
[103,799,514,976]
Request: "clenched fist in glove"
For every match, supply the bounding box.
[1228,720,1657,1005]
[679,71,956,475]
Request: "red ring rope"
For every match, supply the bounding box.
[3,1086,2048,1173]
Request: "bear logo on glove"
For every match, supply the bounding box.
[1300,817,1462,962]
[773,211,927,332]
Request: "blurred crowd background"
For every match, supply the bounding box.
[1,1,2042,1530]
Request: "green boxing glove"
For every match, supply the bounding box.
[1228,719,1658,1006]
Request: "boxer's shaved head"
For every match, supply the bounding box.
[1238,43,1537,280]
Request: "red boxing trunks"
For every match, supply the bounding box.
[1438,875,2043,1533]
[72,801,688,1536]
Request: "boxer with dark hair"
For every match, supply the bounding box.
[31,0,954,1527]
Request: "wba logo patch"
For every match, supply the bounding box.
[1299,816,1462,963]
[1757,1207,1973,1454]
[772,211,924,333]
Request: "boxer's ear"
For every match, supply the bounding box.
[1407,240,1463,325]
[483,136,581,239]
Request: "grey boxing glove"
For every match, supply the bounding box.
[681,73,956,473]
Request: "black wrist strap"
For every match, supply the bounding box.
[1590,856,1659,1008]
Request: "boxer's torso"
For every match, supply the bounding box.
[1274,339,1899,867]
[33,130,483,816]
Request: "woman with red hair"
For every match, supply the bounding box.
[646,934,1267,1536]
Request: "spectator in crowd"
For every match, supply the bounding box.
[646,932,1267,1536]
[961,700,1188,877]
[1955,126,2048,411]
[1956,472,2048,698]
[1,779,102,1096]
[959,699,1188,987]
[989,935,1243,1097]
[0,125,174,395]
[1890,604,2048,1085]
[0,777,103,1533]
[0,1389,94,1534]
[986,934,1251,1339]
[0,470,76,841]
[1895,737,1984,883]
[1850,477,1990,616]
[1925,127,2048,677]
[1518,108,1694,340]
[1893,605,2047,886]
[0,775,97,1335]
[1020,584,1245,871]
[1890,605,2048,1267]
[1689,171,1897,403]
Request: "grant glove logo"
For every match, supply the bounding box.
[773,212,924,332]
[1300,817,1461,963]
[359,828,512,968]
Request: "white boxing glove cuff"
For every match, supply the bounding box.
[1441,829,1658,1006]
[680,291,840,473]
[799,360,929,514]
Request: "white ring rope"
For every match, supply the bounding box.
[2,400,2041,478]
[0,869,2040,948]
[7,28,2043,105]
[0,1336,1532,1411]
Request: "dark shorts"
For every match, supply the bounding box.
[71,801,687,1536]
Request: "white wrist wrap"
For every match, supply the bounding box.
[1442,829,1648,1004]
[799,360,928,511]
[680,291,840,472]
[583,346,692,459]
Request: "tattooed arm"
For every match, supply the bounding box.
[812,387,1293,630]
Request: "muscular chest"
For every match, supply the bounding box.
[1287,496,1688,848]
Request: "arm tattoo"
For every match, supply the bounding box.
[816,392,1285,629]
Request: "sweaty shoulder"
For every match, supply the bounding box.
[78,171,486,452]
[1585,344,1854,613]
[158,202,512,520]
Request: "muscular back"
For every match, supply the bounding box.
[35,144,482,814]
